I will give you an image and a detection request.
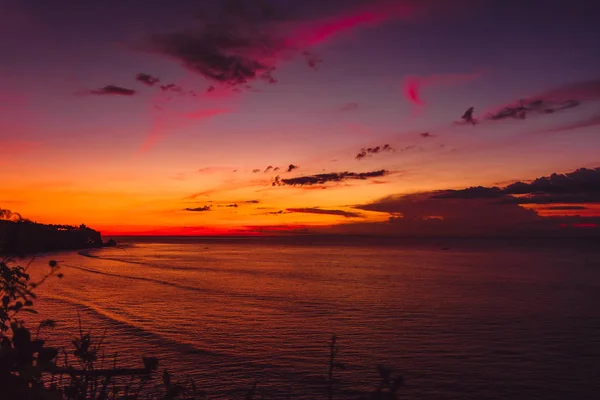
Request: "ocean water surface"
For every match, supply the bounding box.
[25,237,600,399]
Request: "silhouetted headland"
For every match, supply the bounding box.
[0,219,115,255]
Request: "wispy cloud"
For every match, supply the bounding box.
[273,169,388,186]
[533,114,600,135]
[287,207,361,218]
[356,144,394,160]
[136,73,160,86]
[479,79,600,123]
[89,85,136,96]
[403,71,485,109]
[145,1,420,90]
[184,205,212,212]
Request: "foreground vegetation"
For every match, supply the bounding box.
[1,257,403,399]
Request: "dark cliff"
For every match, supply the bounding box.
[0,220,103,255]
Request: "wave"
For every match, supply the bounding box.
[39,294,317,388]
[78,248,153,267]
[42,294,221,359]
[60,263,320,313]
[76,249,337,283]
[78,249,220,272]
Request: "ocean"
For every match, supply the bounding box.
[23,237,600,399]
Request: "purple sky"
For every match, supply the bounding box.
[2,0,600,235]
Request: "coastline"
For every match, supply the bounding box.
[0,219,116,257]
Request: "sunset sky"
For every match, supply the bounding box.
[2,0,600,236]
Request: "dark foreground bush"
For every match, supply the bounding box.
[1,258,403,400]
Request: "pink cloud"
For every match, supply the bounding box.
[284,2,418,49]
[534,80,600,103]
[532,114,600,135]
[402,71,486,109]
[140,91,229,152]
[140,106,227,152]
[138,71,235,152]
[137,1,436,150]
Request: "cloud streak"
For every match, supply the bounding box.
[89,85,136,96]
[355,144,394,160]
[136,73,160,86]
[403,71,484,108]
[479,79,600,123]
[184,205,212,212]
[287,207,361,218]
[273,169,388,186]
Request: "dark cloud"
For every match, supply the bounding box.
[264,165,273,173]
[136,73,197,96]
[145,0,408,89]
[148,1,287,88]
[252,169,261,173]
[486,99,580,121]
[504,168,600,195]
[482,80,600,124]
[355,144,394,160]
[89,85,136,96]
[357,192,538,221]
[345,191,548,237]
[420,132,434,138]
[287,164,299,172]
[341,102,359,112]
[273,169,388,186]
[461,106,476,125]
[435,167,600,205]
[269,210,287,215]
[287,207,361,218]
[184,205,211,212]
[244,200,260,204]
[160,83,181,92]
[320,166,600,236]
[258,210,290,215]
[136,73,160,86]
[303,51,323,70]
[273,167,280,171]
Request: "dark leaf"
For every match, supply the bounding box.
[163,369,171,388]
[142,356,159,371]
